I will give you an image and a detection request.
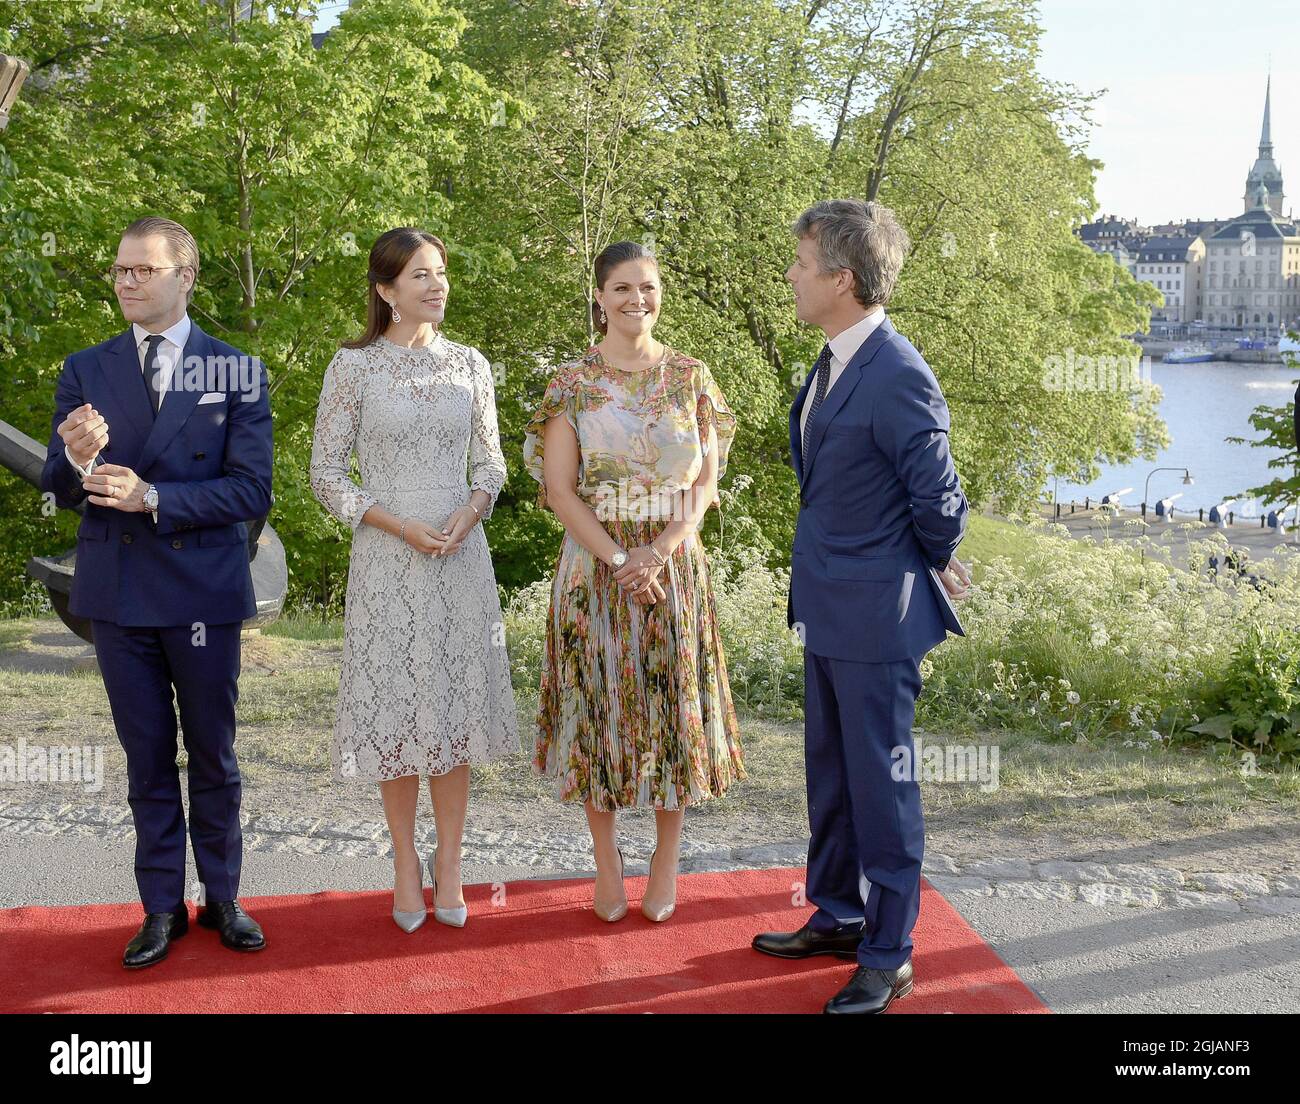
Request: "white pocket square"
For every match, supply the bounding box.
[197,392,227,405]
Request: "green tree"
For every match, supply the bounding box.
[0,0,507,607]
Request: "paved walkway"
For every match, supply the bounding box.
[3,799,1297,1013]
[1036,502,1299,567]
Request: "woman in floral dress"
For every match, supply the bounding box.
[522,240,744,924]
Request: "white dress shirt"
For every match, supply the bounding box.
[65,314,191,525]
[798,305,886,441]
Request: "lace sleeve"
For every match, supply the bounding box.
[310,346,379,530]
[467,348,507,520]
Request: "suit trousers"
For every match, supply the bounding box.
[91,619,244,913]
[803,648,925,970]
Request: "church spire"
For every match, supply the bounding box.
[1244,72,1284,215]
[1260,74,1273,153]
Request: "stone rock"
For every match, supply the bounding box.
[732,843,805,866]
[922,853,960,875]
[1078,882,1160,908]
[1188,872,1271,896]
[1242,896,1300,915]
[1164,890,1240,913]
[0,801,72,821]
[992,880,1075,901]
[313,819,385,841]
[966,858,1034,881]
[61,804,130,827]
[1036,860,1115,884]
[1110,864,1184,889]
[926,875,993,897]
[246,814,322,837]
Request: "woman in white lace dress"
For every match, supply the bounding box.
[309,227,518,933]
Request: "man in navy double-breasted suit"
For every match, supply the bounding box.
[40,217,273,968]
[753,199,972,1014]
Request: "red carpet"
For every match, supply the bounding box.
[0,868,1048,1013]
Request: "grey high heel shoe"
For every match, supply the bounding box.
[428,852,467,928]
[392,855,427,933]
[594,847,628,923]
[641,847,676,923]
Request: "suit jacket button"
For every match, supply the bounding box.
[171,538,183,549]
[121,533,133,544]
[194,452,205,460]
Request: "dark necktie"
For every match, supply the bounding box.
[142,334,165,417]
[801,343,832,478]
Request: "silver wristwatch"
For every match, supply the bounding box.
[143,484,159,512]
[610,548,629,569]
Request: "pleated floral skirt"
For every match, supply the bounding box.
[533,515,745,811]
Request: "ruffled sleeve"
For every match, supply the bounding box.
[522,365,582,510]
[693,358,738,507]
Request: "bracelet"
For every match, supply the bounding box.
[399,518,408,541]
[468,500,483,519]
[648,543,667,566]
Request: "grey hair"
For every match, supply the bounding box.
[791,199,910,309]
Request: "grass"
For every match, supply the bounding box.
[1,615,1296,853]
[959,513,1044,578]
[958,511,1146,581]
[4,511,1297,853]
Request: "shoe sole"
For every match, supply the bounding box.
[197,912,266,951]
[884,979,914,1008]
[123,923,188,969]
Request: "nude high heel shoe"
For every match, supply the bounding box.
[392,855,427,933]
[593,847,628,922]
[641,847,676,922]
[428,853,467,928]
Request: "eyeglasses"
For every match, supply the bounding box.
[105,264,186,284]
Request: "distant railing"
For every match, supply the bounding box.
[1040,497,1299,530]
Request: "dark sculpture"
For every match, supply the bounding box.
[1,418,287,642]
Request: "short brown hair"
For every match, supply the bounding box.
[792,199,909,309]
[122,216,200,305]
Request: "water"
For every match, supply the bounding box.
[1053,360,1300,518]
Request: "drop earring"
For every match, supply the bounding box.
[390,301,401,324]
[599,306,607,325]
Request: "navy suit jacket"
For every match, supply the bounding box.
[787,316,968,663]
[39,322,273,627]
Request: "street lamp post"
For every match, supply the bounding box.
[1144,466,1194,517]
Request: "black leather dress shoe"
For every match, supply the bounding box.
[752,921,863,960]
[823,960,914,1014]
[123,907,189,970]
[197,900,266,951]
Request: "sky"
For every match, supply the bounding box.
[312,0,1294,227]
[1036,0,1294,225]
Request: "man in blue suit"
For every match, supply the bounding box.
[753,199,971,1014]
[40,217,273,968]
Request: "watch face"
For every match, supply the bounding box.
[612,551,628,567]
